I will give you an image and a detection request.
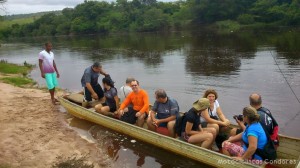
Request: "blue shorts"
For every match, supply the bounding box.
[156,116,168,127]
[45,73,58,90]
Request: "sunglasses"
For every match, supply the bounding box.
[131,85,138,87]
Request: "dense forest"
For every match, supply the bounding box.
[0,0,299,38]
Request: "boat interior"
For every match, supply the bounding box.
[62,93,300,168]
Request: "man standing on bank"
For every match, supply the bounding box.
[38,42,60,105]
[81,62,109,104]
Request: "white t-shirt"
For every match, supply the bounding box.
[118,85,132,102]
[200,100,220,123]
[38,50,55,73]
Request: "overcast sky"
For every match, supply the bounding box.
[0,0,174,15]
[0,0,99,15]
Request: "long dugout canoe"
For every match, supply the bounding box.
[58,96,300,168]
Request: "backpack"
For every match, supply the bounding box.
[175,113,186,137]
[245,124,277,161]
[258,107,279,146]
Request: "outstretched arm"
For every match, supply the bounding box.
[100,68,108,76]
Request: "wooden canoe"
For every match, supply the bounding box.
[58,94,300,168]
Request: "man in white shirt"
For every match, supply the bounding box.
[38,42,60,105]
[118,77,135,102]
[118,77,135,112]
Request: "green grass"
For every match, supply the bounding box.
[0,60,32,75]
[0,60,36,87]
[1,77,35,87]
[0,17,35,31]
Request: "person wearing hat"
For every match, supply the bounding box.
[95,76,119,117]
[222,106,268,161]
[180,98,216,149]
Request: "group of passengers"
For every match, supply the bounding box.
[81,62,279,163]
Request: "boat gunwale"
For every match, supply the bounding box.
[59,96,262,168]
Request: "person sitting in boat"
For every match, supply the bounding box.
[117,80,149,127]
[230,93,279,147]
[200,89,230,149]
[81,62,109,105]
[147,89,179,137]
[118,77,135,112]
[200,89,231,133]
[222,106,267,162]
[180,98,216,149]
[95,77,119,117]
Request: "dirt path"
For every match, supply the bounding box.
[0,82,107,168]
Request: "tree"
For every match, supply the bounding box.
[0,0,7,12]
[140,8,170,31]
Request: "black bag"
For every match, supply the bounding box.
[208,108,218,120]
[244,124,277,161]
[255,140,277,161]
[210,115,219,120]
[255,124,277,161]
[175,113,186,137]
[215,133,227,149]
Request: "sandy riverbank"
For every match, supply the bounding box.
[0,82,107,168]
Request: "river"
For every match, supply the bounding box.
[0,29,299,167]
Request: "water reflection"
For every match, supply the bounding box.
[88,124,207,167]
[274,31,300,65]
[184,31,259,76]
[72,33,183,68]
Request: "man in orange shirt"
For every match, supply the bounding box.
[118,80,149,127]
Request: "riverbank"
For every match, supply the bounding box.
[0,62,107,167]
[0,82,108,168]
[0,79,116,168]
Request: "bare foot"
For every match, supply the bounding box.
[52,98,60,105]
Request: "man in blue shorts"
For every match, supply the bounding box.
[38,42,60,105]
[147,89,179,137]
[81,62,109,105]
